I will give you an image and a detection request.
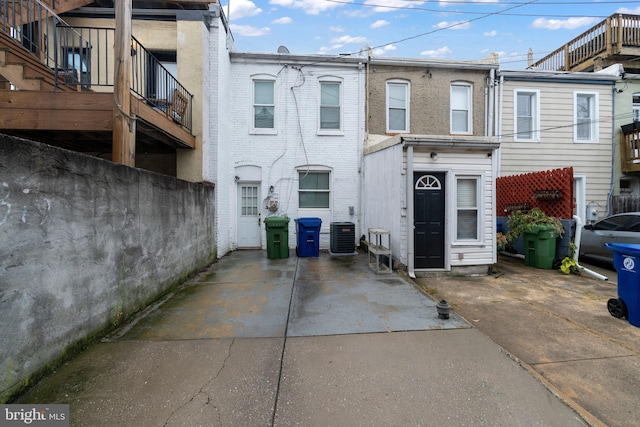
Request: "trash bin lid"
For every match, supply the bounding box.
[295,217,322,227]
[605,243,640,256]
[264,216,290,227]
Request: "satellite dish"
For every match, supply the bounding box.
[277,45,290,54]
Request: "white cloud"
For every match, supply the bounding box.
[433,20,471,30]
[230,24,271,37]
[531,17,599,30]
[420,46,452,58]
[270,0,343,15]
[365,0,426,13]
[439,0,498,5]
[271,17,292,24]
[330,35,368,45]
[617,6,640,14]
[223,0,262,19]
[316,44,347,54]
[372,44,397,56]
[329,26,345,33]
[371,20,389,29]
[484,30,497,37]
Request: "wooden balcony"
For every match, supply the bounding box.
[0,0,196,175]
[530,14,640,73]
[620,123,640,173]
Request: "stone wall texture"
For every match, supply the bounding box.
[0,135,216,402]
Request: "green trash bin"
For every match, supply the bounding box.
[264,216,290,259]
[523,224,559,269]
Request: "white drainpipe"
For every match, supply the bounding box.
[407,145,415,279]
[573,215,609,281]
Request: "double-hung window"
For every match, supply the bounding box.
[633,93,640,122]
[387,80,409,133]
[456,176,480,241]
[451,82,472,134]
[319,81,341,132]
[515,90,540,141]
[299,171,330,209]
[253,79,275,132]
[575,92,598,143]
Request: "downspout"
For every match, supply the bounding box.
[488,69,497,264]
[573,215,609,280]
[407,144,415,278]
[496,73,504,176]
[487,68,495,137]
[357,61,365,244]
[607,84,616,217]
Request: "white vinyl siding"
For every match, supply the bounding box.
[387,80,409,133]
[514,89,540,142]
[499,79,614,220]
[451,82,472,134]
[574,91,598,143]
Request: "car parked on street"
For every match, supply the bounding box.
[579,212,640,264]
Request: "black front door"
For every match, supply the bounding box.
[414,172,446,269]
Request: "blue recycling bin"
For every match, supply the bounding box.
[295,217,322,257]
[605,243,640,327]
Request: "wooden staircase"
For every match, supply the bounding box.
[0,33,78,92]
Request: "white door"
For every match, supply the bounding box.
[238,184,261,248]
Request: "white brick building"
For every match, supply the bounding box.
[210,52,365,256]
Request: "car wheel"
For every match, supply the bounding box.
[607,298,628,319]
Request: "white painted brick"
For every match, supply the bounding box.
[209,53,365,256]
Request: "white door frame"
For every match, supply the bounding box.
[237,182,262,248]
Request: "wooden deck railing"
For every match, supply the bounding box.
[620,123,640,173]
[530,14,640,71]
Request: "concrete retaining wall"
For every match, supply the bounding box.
[0,135,216,402]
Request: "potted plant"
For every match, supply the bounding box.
[505,208,564,269]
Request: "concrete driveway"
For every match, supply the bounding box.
[15,250,590,426]
[415,255,640,427]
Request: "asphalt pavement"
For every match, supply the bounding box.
[414,255,640,427]
[14,250,608,426]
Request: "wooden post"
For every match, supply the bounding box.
[112,0,135,166]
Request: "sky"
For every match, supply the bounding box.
[221,0,640,69]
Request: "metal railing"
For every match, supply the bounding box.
[531,14,640,71]
[0,0,192,131]
[130,35,193,131]
[0,0,91,88]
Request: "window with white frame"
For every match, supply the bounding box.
[575,92,598,142]
[515,90,539,141]
[456,176,479,241]
[451,82,472,134]
[387,80,409,133]
[319,81,341,131]
[253,79,275,130]
[633,93,640,122]
[299,171,330,209]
